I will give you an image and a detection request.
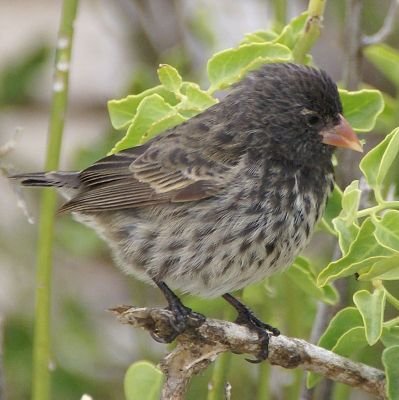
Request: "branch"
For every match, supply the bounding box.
[362,0,399,46]
[111,306,386,400]
[342,0,363,91]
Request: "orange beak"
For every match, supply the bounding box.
[320,114,363,152]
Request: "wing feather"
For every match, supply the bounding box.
[60,131,233,213]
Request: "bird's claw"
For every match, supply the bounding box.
[235,308,280,362]
[150,302,205,344]
[168,301,206,332]
[245,330,270,363]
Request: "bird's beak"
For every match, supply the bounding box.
[320,114,363,152]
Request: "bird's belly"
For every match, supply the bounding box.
[103,188,324,298]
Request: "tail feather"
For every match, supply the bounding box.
[10,171,80,189]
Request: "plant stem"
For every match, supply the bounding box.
[292,0,327,63]
[32,1,79,400]
[207,306,234,400]
[357,201,399,218]
[384,288,399,312]
[342,0,363,90]
[207,352,232,400]
[271,0,287,31]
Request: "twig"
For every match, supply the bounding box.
[362,0,399,46]
[342,0,363,90]
[111,306,386,400]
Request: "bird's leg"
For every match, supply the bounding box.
[222,293,280,362]
[153,280,205,343]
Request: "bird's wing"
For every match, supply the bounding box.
[59,138,230,213]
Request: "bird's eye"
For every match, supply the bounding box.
[306,114,321,127]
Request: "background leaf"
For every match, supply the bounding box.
[124,361,163,400]
[317,219,394,286]
[157,64,183,94]
[287,257,338,304]
[110,94,186,153]
[274,12,308,49]
[359,127,399,192]
[381,327,399,348]
[358,255,399,281]
[339,89,384,132]
[364,44,399,88]
[382,346,399,400]
[107,86,179,130]
[373,211,399,252]
[353,289,386,345]
[207,43,291,91]
[332,180,361,254]
[307,308,363,388]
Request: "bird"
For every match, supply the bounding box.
[11,62,362,361]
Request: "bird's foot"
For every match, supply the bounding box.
[151,280,205,343]
[223,293,280,363]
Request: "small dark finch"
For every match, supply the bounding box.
[12,63,362,360]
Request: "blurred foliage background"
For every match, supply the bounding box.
[1,0,399,399]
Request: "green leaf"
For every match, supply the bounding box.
[321,185,343,233]
[364,44,399,88]
[382,346,399,399]
[307,307,363,388]
[332,219,360,255]
[353,289,386,345]
[110,94,185,153]
[286,257,338,305]
[340,180,361,222]
[358,255,399,281]
[157,64,183,94]
[207,43,292,91]
[179,82,218,115]
[318,307,363,350]
[144,113,186,143]
[241,30,279,44]
[107,86,178,130]
[332,181,361,254]
[374,211,399,252]
[317,218,394,286]
[381,327,399,348]
[339,89,384,132]
[331,326,368,357]
[124,361,163,400]
[360,127,399,192]
[376,92,399,132]
[274,12,308,49]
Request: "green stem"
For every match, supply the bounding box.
[271,0,287,31]
[32,2,79,400]
[256,362,270,400]
[384,316,399,327]
[384,287,399,312]
[207,305,234,400]
[356,201,399,218]
[292,0,327,63]
[207,353,232,400]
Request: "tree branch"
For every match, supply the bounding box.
[111,306,386,400]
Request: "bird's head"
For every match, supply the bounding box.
[230,63,362,166]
